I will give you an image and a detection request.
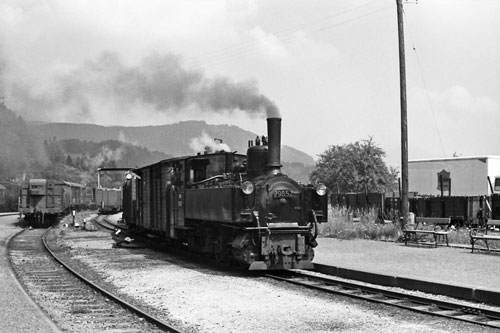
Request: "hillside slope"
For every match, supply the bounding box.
[28,121,315,166]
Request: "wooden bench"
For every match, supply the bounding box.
[470,219,500,253]
[403,217,450,247]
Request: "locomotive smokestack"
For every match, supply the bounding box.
[267,117,282,174]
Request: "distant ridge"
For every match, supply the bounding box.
[27,120,315,166]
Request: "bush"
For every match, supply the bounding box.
[318,206,400,241]
[319,206,500,249]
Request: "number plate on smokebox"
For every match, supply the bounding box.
[272,190,296,199]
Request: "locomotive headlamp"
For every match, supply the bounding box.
[241,181,255,195]
[315,183,327,196]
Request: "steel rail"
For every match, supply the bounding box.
[0,212,20,217]
[265,271,500,328]
[92,215,118,231]
[41,226,184,333]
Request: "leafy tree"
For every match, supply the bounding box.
[44,137,65,165]
[310,137,398,193]
[66,155,74,167]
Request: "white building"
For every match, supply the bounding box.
[409,156,500,196]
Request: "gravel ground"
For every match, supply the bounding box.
[46,213,499,333]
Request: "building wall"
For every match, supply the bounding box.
[408,157,500,196]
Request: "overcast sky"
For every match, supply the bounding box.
[1,0,499,167]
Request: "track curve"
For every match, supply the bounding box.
[8,226,184,333]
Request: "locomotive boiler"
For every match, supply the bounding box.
[122,117,328,270]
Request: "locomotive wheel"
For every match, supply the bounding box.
[214,239,224,263]
[214,236,229,263]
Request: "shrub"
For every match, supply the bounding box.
[318,206,400,241]
[319,206,500,249]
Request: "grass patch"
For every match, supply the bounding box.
[318,206,500,249]
[318,206,400,241]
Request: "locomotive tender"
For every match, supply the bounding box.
[19,178,89,227]
[122,117,328,270]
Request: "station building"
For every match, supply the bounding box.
[409,156,500,196]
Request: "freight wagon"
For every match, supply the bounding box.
[19,179,87,227]
[96,187,122,214]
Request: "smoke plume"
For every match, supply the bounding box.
[9,52,280,123]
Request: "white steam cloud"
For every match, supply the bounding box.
[89,146,125,169]
[189,131,231,154]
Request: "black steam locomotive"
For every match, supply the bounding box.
[122,118,328,270]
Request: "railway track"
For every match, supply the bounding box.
[93,215,120,231]
[84,214,500,329]
[265,271,500,329]
[7,227,183,333]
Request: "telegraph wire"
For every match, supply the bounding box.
[183,1,391,71]
[403,9,453,192]
[184,0,380,66]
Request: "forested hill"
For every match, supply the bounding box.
[0,104,44,178]
[0,105,170,185]
[1,105,315,184]
[28,121,315,166]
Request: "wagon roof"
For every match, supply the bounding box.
[63,181,86,188]
[133,151,246,171]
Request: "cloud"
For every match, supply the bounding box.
[441,85,497,113]
[250,26,338,67]
[408,85,500,159]
[251,26,290,63]
[410,85,498,119]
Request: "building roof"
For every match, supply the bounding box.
[409,155,500,163]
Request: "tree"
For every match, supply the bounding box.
[44,137,65,164]
[66,155,74,167]
[310,137,398,193]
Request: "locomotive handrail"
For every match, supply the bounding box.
[245,225,312,230]
[188,174,227,186]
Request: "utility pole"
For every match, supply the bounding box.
[396,0,409,226]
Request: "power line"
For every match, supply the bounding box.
[403,9,447,159]
[184,1,380,64]
[183,2,392,71]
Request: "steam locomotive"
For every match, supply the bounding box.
[19,178,90,227]
[122,118,328,270]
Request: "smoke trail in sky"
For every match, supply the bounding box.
[8,52,280,123]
